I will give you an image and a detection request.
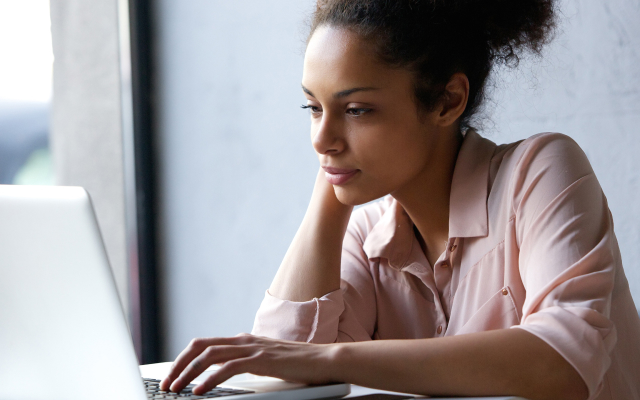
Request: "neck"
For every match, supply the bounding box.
[392,127,463,266]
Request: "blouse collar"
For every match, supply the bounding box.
[362,129,497,269]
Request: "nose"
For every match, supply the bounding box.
[311,113,345,156]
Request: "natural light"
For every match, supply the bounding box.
[0,0,53,102]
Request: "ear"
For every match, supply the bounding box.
[435,73,469,127]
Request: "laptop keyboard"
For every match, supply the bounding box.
[144,378,255,399]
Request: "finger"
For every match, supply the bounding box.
[234,332,257,344]
[192,358,255,395]
[217,334,257,366]
[160,337,240,391]
[171,345,255,393]
[160,338,209,391]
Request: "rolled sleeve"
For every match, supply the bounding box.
[251,289,345,343]
[511,134,617,399]
[251,206,381,344]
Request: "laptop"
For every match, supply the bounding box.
[0,185,350,400]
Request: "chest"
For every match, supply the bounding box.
[369,218,525,339]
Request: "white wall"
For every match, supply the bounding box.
[154,0,318,359]
[154,0,640,359]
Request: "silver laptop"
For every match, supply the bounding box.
[0,185,350,400]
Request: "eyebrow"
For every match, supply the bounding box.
[301,84,380,99]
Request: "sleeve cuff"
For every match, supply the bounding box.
[251,289,345,343]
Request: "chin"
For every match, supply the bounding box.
[333,186,386,207]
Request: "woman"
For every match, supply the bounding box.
[161,1,640,399]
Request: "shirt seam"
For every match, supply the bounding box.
[456,239,506,290]
[337,329,356,342]
[505,286,521,322]
[379,266,436,303]
[514,171,595,247]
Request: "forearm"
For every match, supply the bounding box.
[328,328,588,400]
[269,169,353,302]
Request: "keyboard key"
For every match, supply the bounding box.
[142,381,255,400]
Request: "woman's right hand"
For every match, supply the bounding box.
[268,168,353,302]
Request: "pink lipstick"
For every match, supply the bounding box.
[322,166,359,185]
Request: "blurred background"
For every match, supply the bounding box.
[2,0,638,364]
[0,1,53,186]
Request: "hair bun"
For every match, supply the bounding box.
[458,0,556,66]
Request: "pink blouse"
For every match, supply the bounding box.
[252,130,640,400]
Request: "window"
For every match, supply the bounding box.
[0,0,54,185]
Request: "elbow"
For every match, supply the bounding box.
[518,331,590,400]
[556,377,589,400]
[517,373,588,400]
[526,363,589,400]
[516,344,589,400]
[548,354,589,400]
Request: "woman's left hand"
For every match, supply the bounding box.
[159,334,336,395]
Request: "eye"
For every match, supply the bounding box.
[300,104,322,115]
[346,107,372,117]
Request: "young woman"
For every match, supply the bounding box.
[161,1,640,399]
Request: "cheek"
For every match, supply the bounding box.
[357,126,431,183]
[335,128,431,205]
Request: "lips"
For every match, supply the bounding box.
[322,166,359,185]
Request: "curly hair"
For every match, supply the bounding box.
[309,0,557,129]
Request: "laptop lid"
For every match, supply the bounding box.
[0,185,146,400]
[0,185,350,400]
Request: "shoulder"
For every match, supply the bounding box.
[499,132,592,173]
[492,132,598,216]
[494,132,594,186]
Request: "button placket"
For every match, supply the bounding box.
[447,237,459,254]
[435,317,447,336]
[434,237,459,321]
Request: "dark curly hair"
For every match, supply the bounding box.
[309,0,557,129]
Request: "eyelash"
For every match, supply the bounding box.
[300,104,320,113]
[300,105,372,117]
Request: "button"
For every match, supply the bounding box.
[436,325,442,334]
[441,262,449,268]
[449,244,457,252]
[502,288,508,296]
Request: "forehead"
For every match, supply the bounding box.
[302,25,411,94]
